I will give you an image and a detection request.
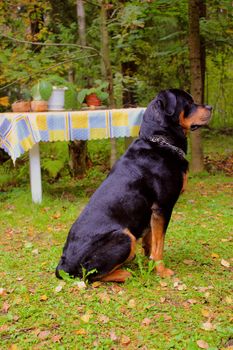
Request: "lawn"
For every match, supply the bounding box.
[0,131,232,350]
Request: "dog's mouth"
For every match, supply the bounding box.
[190,125,200,131]
[190,113,212,131]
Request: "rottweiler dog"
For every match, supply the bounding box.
[56,89,212,282]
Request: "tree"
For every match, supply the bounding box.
[99,0,118,166]
[188,0,205,172]
[68,0,90,178]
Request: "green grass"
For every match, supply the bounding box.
[0,133,233,350]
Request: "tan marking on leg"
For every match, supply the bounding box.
[99,269,131,283]
[142,228,152,257]
[150,204,174,278]
[123,228,137,262]
[181,171,188,193]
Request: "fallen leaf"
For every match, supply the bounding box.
[110,330,118,342]
[73,329,86,335]
[32,328,41,336]
[40,295,48,301]
[52,334,63,343]
[221,237,232,242]
[0,288,7,297]
[221,259,230,268]
[17,277,24,281]
[24,242,33,249]
[183,259,195,265]
[9,345,18,350]
[211,252,219,259]
[14,297,22,305]
[73,281,87,290]
[55,285,63,293]
[0,324,9,332]
[38,330,51,340]
[173,281,187,291]
[142,317,152,326]
[187,299,198,304]
[225,296,232,304]
[201,308,211,318]
[98,292,110,303]
[204,292,210,299]
[128,299,136,308]
[92,281,102,288]
[177,284,187,291]
[99,315,110,324]
[201,321,215,331]
[194,286,214,292]
[121,335,131,346]
[13,315,19,322]
[197,339,209,349]
[80,313,91,323]
[159,281,168,287]
[52,212,61,219]
[2,301,10,313]
[160,297,166,303]
[164,314,172,321]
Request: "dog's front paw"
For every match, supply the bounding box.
[156,264,175,278]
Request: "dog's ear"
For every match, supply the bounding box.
[157,90,177,116]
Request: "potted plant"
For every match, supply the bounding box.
[31,76,78,111]
[12,88,31,112]
[31,80,53,112]
[77,80,109,107]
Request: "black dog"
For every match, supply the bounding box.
[56,89,212,282]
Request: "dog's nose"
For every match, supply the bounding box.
[205,105,212,111]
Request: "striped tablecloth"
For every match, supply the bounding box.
[0,108,145,162]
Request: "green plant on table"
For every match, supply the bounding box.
[31,76,78,109]
[31,80,53,101]
[77,79,109,104]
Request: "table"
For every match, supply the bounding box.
[0,109,145,203]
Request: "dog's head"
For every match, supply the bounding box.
[139,89,212,138]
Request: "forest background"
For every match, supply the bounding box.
[0,0,232,179]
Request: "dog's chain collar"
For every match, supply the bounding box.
[149,135,186,159]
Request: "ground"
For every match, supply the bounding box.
[0,130,232,350]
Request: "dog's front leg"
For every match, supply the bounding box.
[181,171,188,193]
[150,204,174,278]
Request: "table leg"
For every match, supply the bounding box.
[29,143,42,203]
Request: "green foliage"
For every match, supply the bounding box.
[41,159,65,178]
[64,87,77,110]
[40,142,69,180]
[77,80,109,104]
[31,80,53,101]
[0,0,233,125]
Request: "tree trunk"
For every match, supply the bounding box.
[188,0,205,173]
[68,0,89,177]
[99,0,117,167]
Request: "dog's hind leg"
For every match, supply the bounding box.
[91,229,136,283]
[150,204,174,278]
[99,268,132,282]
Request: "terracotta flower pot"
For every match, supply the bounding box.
[31,100,48,112]
[12,100,31,112]
[86,93,101,107]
